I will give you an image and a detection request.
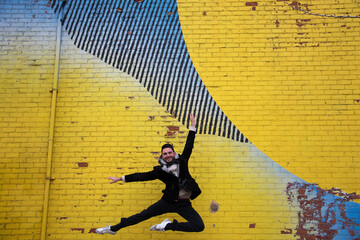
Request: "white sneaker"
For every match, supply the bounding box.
[150,218,171,231]
[95,225,116,235]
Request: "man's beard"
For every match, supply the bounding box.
[165,157,177,166]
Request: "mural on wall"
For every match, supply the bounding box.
[52,0,248,143]
[50,0,360,238]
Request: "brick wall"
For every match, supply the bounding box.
[178,0,360,195]
[0,0,359,239]
[0,1,57,239]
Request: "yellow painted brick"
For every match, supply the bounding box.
[1,1,359,240]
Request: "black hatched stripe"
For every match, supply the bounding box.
[52,0,249,143]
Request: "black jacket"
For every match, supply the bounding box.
[124,130,201,202]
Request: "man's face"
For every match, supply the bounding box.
[162,147,176,163]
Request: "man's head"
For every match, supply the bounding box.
[161,143,176,163]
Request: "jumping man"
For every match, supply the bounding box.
[96,113,204,234]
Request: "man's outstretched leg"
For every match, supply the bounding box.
[96,200,170,235]
[150,200,204,232]
[95,225,116,235]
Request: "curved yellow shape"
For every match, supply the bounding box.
[178,0,360,194]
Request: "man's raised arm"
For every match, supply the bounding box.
[189,113,196,132]
[181,113,196,160]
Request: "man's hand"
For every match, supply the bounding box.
[190,113,196,127]
[108,176,123,184]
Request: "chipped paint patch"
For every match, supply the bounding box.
[209,200,220,213]
[70,228,84,233]
[286,182,360,239]
[245,2,258,6]
[165,126,179,138]
[77,162,88,168]
[281,228,292,234]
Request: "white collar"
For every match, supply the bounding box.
[161,163,179,177]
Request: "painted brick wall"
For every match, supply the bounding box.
[0,1,359,240]
[0,1,57,239]
[178,0,360,195]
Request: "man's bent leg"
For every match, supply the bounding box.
[165,201,204,232]
[111,200,170,231]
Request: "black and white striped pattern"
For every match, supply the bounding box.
[51,0,248,143]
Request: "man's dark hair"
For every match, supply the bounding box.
[161,143,174,152]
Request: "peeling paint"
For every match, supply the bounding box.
[245,2,258,10]
[209,200,219,213]
[167,126,179,131]
[77,162,88,168]
[165,126,179,138]
[281,228,292,234]
[245,2,258,6]
[286,182,360,239]
[70,228,84,233]
[275,20,280,27]
[296,19,311,28]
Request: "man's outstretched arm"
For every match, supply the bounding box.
[108,169,157,184]
[181,113,196,160]
[108,176,125,184]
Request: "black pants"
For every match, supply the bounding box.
[110,199,204,232]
